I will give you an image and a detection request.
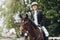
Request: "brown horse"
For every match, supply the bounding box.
[20,14,44,40]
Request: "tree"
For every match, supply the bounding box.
[1,0,31,37]
[38,0,60,36]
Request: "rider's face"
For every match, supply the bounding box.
[32,5,38,11]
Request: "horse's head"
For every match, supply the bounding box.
[20,14,29,32]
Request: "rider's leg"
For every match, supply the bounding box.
[41,29,48,40]
[41,26,49,37]
[41,26,49,40]
[37,25,49,40]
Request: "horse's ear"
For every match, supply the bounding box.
[26,14,28,18]
[19,14,22,18]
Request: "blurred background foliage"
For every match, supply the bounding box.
[0,0,60,37]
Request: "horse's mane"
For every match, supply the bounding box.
[28,18,38,29]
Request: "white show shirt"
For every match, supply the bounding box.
[34,10,38,25]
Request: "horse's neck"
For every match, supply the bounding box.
[28,22,37,37]
[27,19,38,36]
[28,19,38,29]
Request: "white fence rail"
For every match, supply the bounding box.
[49,37,60,40]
